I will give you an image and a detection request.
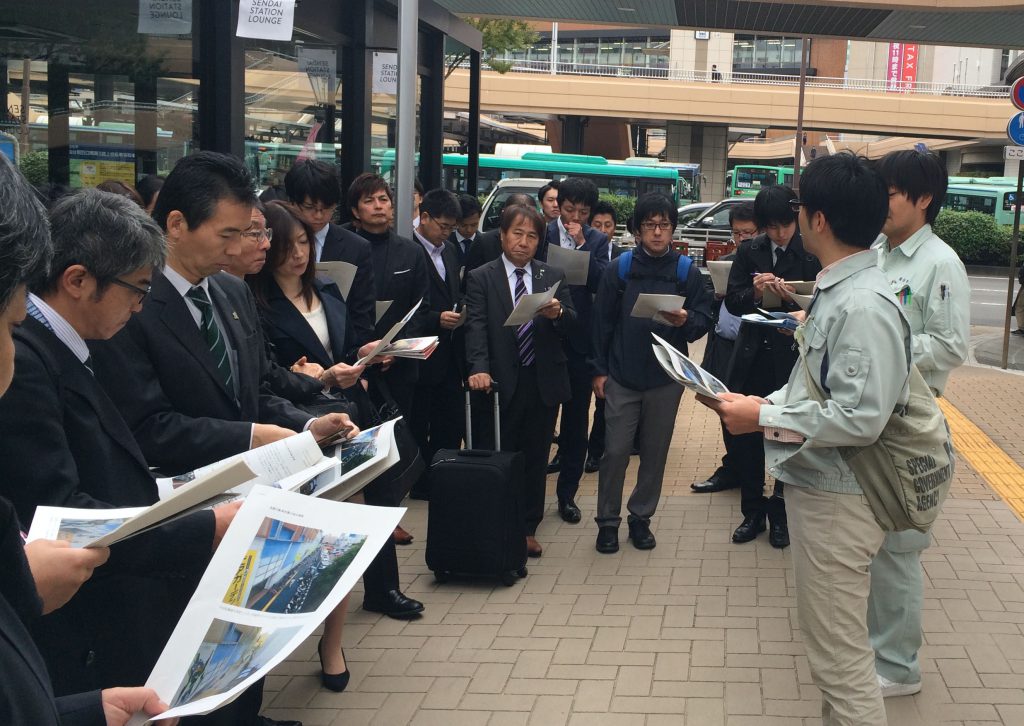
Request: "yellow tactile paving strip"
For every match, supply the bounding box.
[939,397,1024,520]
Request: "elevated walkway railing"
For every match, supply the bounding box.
[468,59,1008,99]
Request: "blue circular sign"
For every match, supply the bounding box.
[1009,112,1024,145]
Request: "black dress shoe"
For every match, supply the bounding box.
[546,452,561,474]
[596,525,619,553]
[584,454,601,473]
[317,638,350,692]
[558,498,582,523]
[732,515,766,543]
[363,589,424,620]
[627,520,657,550]
[690,473,739,493]
[257,718,303,726]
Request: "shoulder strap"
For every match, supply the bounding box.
[617,250,633,286]
[676,253,692,294]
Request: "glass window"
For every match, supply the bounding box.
[577,39,599,66]
[734,35,755,68]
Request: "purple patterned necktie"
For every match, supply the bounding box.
[514,268,535,365]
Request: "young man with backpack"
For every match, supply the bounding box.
[590,193,712,553]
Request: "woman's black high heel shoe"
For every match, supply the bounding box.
[318,637,350,692]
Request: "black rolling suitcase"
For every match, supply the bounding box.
[426,386,528,586]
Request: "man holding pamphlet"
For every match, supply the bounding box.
[703,153,911,724]
[590,193,711,554]
[722,185,821,548]
[0,187,242,705]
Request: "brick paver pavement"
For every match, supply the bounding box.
[262,343,1024,725]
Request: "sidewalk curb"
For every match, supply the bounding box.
[967,335,1024,376]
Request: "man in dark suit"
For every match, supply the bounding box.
[410,190,465,498]
[346,172,431,418]
[0,154,176,726]
[462,193,537,279]
[285,159,376,349]
[0,189,241,702]
[537,178,609,524]
[449,193,481,271]
[466,204,576,558]
[723,185,822,549]
[91,152,355,477]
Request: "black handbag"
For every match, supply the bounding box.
[357,377,425,506]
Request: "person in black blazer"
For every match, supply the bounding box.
[90,154,355,479]
[410,190,465,497]
[722,185,822,549]
[0,189,239,701]
[0,154,173,726]
[536,178,609,523]
[462,193,538,281]
[448,193,481,271]
[285,159,376,349]
[466,204,576,558]
[346,172,431,418]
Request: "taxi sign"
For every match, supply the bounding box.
[1008,112,1024,146]
[1012,77,1024,112]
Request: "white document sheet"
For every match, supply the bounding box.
[28,460,257,549]
[302,419,400,502]
[651,333,729,401]
[707,260,732,296]
[126,486,403,724]
[314,261,357,300]
[762,280,815,308]
[357,298,423,365]
[503,280,561,327]
[545,244,591,285]
[790,292,813,311]
[374,300,393,323]
[630,294,686,324]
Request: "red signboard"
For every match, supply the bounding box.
[887,42,918,92]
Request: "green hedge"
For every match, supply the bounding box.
[932,210,1014,266]
[18,151,49,186]
[598,194,635,227]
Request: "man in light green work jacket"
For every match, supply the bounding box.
[869,150,970,699]
[705,153,908,726]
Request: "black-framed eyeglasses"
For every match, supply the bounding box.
[789,198,806,213]
[110,278,151,302]
[242,227,273,242]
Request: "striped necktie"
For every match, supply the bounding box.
[186,286,233,391]
[513,268,535,366]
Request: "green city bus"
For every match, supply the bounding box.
[728,164,795,198]
[441,152,680,204]
[622,157,702,202]
[944,182,1018,226]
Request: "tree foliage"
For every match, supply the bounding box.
[445,18,539,79]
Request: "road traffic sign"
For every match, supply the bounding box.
[1006,146,1024,161]
[1008,112,1024,145]
[1012,77,1024,112]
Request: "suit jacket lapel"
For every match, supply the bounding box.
[154,275,235,403]
[264,284,333,369]
[318,284,349,363]
[442,245,461,301]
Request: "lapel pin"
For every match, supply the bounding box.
[231,311,239,320]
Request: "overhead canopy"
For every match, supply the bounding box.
[436,0,1024,49]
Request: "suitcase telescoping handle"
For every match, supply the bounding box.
[464,380,500,451]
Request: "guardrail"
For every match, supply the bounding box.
[463,59,1008,99]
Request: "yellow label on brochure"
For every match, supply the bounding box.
[223,549,257,606]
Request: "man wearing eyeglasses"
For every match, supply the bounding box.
[285,159,376,351]
[0,188,244,717]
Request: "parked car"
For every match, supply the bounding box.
[479,178,547,232]
[677,202,713,226]
[678,197,750,245]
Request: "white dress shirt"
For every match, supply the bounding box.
[556,218,575,249]
[313,223,330,263]
[26,293,90,365]
[501,254,532,302]
[415,229,446,281]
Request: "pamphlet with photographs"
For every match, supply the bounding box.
[373,335,439,360]
[126,486,404,723]
[356,298,424,365]
[741,308,801,331]
[651,333,730,401]
[26,460,257,549]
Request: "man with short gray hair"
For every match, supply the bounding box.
[0,188,240,704]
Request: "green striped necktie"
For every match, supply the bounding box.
[186,286,233,391]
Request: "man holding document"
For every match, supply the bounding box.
[538,178,609,524]
[590,193,711,553]
[0,187,241,703]
[465,204,575,558]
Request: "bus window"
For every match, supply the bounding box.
[944,191,996,215]
[735,167,777,192]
